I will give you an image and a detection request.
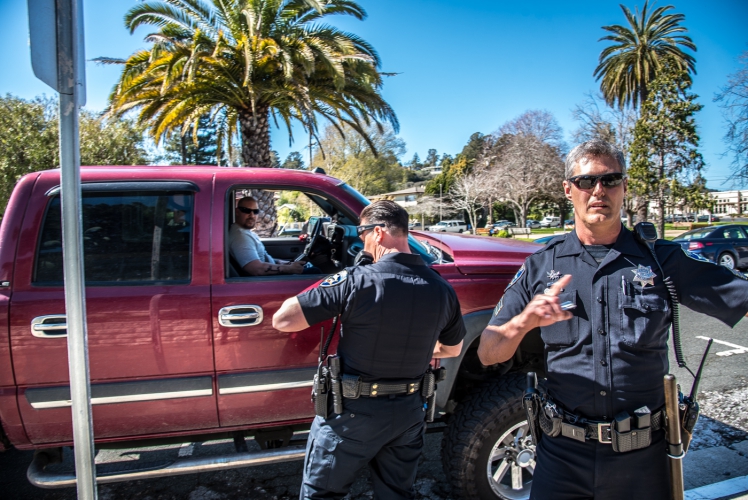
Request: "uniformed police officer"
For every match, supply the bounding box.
[478,139,748,499]
[273,200,466,500]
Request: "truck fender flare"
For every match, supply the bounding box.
[436,309,492,409]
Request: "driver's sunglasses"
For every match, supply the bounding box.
[356,223,385,236]
[567,173,625,190]
[237,206,261,215]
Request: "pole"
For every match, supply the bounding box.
[439,184,442,222]
[57,0,97,497]
[664,374,684,500]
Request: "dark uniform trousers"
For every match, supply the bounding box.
[300,394,426,500]
[530,429,670,500]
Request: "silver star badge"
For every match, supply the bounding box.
[631,265,656,288]
[546,270,561,281]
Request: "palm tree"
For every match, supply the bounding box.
[99,0,398,168]
[594,1,696,111]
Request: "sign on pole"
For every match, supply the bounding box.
[28,0,96,498]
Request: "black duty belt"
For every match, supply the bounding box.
[341,374,427,398]
[568,410,664,443]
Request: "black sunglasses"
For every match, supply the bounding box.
[567,173,625,190]
[237,206,260,215]
[356,223,385,236]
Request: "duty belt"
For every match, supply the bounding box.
[340,371,445,399]
[563,409,664,443]
[539,395,665,453]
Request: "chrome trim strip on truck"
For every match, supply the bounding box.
[25,376,213,409]
[218,368,316,395]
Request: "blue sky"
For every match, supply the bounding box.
[2,0,747,189]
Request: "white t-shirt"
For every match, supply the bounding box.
[229,224,275,267]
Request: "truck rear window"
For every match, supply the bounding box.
[34,191,193,285]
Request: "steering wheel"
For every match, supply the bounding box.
[294,219,326,262]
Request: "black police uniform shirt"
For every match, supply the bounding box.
[489,227,748,420]
[297,252,467,381]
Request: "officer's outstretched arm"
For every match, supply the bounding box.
[273,297,311,332]
[478,275,572,365]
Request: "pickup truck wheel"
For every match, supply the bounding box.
[442,374,534,500]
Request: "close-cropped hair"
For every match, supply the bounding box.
[360,200,409,236]
[565,139,627,179]
[237,196,257,206]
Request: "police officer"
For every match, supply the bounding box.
[273,200,466,500]
[478,139,748,499]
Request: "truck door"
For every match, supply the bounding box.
[10,177,218,444]
[210,176,335,428]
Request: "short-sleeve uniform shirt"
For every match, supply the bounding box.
[229,223,275,267]
[489,227,748,420]
[298,252,467,381]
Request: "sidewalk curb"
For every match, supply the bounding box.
[686,475,748,499]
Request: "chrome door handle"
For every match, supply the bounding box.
[31,315,68,338]
[218,306,263,327]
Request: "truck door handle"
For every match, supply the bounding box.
[31,315,68,338]
[218,306,264,327]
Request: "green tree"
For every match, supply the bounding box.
[629,62,704,237]
[100,0,396,168]
[594,1,696,111]
[425,148,439,166]
[0,95,149,214]
[0,95,58,212]
[425,133,486,195]
[162,115,220,165]
[311,123,406,196]
[409,153,422,170]
[281,151,305,170]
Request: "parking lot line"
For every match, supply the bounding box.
[696,336,748,357]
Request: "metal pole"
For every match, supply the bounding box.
[664,374,684,500]
[439,184,442,222]
[57,0,97,497]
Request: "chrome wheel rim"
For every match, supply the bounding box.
[486,420,535,499]
[719,254,736,269]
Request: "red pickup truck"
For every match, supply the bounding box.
[0,166,542,500]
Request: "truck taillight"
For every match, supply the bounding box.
[688,242,704,250]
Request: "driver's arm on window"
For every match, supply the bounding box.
[242,259,305,276]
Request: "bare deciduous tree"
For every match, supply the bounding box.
[714,50,748,185]
[448,172,491,234]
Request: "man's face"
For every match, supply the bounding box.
[563,155,627,230]
[235,199,259,230]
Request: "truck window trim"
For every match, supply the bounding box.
[45,181,200,197]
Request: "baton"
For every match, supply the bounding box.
[664,374,685,500]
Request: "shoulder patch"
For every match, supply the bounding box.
[493,297,504,317]
[505,264,525,292]
[319,270,348,288]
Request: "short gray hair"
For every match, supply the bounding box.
[565,139,626,179]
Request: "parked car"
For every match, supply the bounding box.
[672,224,748,269]
[525,219,541,229]
[0,166,541,498]
[532,235,559,245]
[495,221,517,229]
[564,219,575,228]
[427,220,467,233]
[697,214,720,223]
[540,216,561,228]
[408,221,422,230]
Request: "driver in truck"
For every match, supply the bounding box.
[230,196,307,275]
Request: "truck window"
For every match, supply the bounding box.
[34,191,193,285]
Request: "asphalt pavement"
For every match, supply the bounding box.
[1,307,747,499]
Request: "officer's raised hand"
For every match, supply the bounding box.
[477,275,573,365]
[523,274,573,329]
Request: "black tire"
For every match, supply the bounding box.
[442,374,535,500]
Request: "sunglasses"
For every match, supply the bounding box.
[567,173,625,190]
[356,223,385,236]
[237,206,260,215]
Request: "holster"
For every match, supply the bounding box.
[423,366,446,423]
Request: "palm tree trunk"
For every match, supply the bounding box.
[238,107,277,236]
